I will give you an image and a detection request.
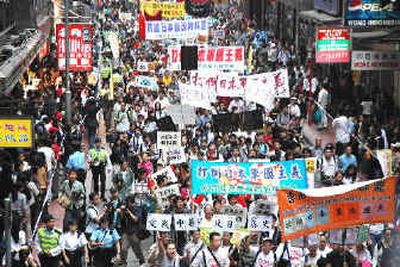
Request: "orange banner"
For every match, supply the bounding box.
[278,177,397,241]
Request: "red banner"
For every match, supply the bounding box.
[56,24,93,72]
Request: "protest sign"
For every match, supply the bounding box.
[305,157,316,189]
[245,78,275,111]
[155,184,181,209]
[179,83,212,109]
[157,131,181,150]
[0,118,33,148]
[329,228,358,245]
[191,160,308,195]
[165,104,197,125]
[145,18,208,40]
[251,199,278,216]
[248,215,274,235]
[200,227,250,246]
[141,1,186,19]
[174,214,199,231]
[190,68,290,98]
[220,205,247,228]
[278,177,397,241]
[137,61,150,72]
[162,147,187,165]
[146,213,172,231]
[376,149,393,176]
[168,46,245,71]
[212,215,237,232]
[137,76,159,91]
[151,166,177,183]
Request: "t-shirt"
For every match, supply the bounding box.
[254,251,275,267]
[361,101,373,115]
[192,247,230,267]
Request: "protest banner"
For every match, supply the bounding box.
[212,215,237,232]
[137,76,159,91]
[191,160,308,195]
[151,165,177,183]
[220,205,247,228]
[165,104,197,125]
[163,147,187,165]
[190,68,290,98]
[141,1,186,19]
[357,225,369,243]
[278,176,397,241]
[179,83,212,109]
[174,214,199,231]
[0,118,33,148]
[157,131,181,150]
[376,149,393,176]
[251,199,278,216]
[245,78,275,111]
[137,61,150,72]
[168,46,245,71]
[56,24,93,71]
[155,184,181,209]
[145,18,208,40]
[146,213,172,231]
[248,215,274,236]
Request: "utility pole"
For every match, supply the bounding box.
[4,197,12,267]
[65,0,72,125]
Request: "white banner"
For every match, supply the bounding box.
[157,131,182,150]
[146,213,172,231]
[174,214,199,231]
[145,18,208,40]
[155,184,181,209]
[137,61,150,72]
[107,31,120,60]
[151,166,177,183]
[247,215,274,232]
[190,68,289,98]
[351,51,400,71]
[179,83,212,109]
[212,214,237,232]
[163,147,187,165]
[137,76,159,91]
[165,104,197,125]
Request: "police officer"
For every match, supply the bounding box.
[89,137,109,200]
[89,216,121,267]
[34,215,62,267]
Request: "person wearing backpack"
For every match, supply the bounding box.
[316,144,339,187]
[192,232,230,267]
[253,238,276,267]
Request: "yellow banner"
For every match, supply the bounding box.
[0,118,33,148]
[141,1,185,18]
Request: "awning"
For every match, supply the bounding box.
[299,10,342,24]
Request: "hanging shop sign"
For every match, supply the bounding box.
[351,51,400,71]
[316,27,351,64]
[0,118,33,148]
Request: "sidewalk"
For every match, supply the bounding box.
[302,121,335,147]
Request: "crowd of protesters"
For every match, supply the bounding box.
[0,0,400,267]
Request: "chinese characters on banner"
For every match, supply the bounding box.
[278,177,396,241]
[145,18,208,40]
[0,118,33,148]
[174,214,199,231]
[146,214,172,231]
[179,83,212,109]
[190,68,290,98]
[140,1,186,19]
[168,46,245,71]
[157,131,182,150]
[316,27,351,63]
[191,160,308,195]
[151,165,177,183]
[155,184,181,209]
[248,215,274,235]
[162,147,187,165]
[212,215,237,232]
[351,51,400,71]
[56,24,93,71]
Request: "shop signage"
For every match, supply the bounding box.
[316,27,351,63]
[351,51,400,71]
[314,0,341,16]
[0,118,33,148]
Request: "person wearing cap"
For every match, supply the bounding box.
[253,238,276,267]
[35,215,63,267]
[89,137,109,200]
[59,220,89,267]
[89,216,121,267]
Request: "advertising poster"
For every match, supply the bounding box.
[0,118,33,148]
[316,27,351,63]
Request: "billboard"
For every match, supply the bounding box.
[351,51,400,70]
[0,118,33,148]
[56,24,93,71]
[316,27,351,63]
[345,0,400,27]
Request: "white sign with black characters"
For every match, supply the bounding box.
[174,214,199,231]
[163,147,186,165]
[212,215,237,232]
[155,184,181,209]
[151,166,177,183]
[146,213,172,232]
[247,215,274,233]
[157,131,182,150]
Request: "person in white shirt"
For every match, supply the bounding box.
[60,220,89,266]
[332,111,351,155]
[317,85,330,130]
[184,230,205,265]
[317,235,332,259]
[192,232,230,267]
[304,244,320,267]
[37,140,56,173]
[254,238,276,267]
[199,204,214,228]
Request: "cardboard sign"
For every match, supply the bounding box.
[191,160,308,195]
[157,131,181,150]
[155,184,181,209]
[137,76,159,91]
[212,215,237,232]
[146,213,172,231]
[163,147,186,165]
[151,166,177,183]
[278,177,397,241]
[145,18,208,40]
[174,214,199,231]
[0,118,33,148]
[248,215,274,233]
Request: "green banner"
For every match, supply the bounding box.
[316,40,350,51]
